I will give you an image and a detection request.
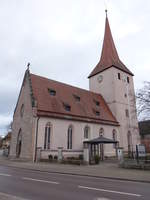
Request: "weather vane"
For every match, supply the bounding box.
[104,0,108,16]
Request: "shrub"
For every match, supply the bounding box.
[94,155,100,164]
[54,155,58,160]
[79,154,83,160]
[48,154,53,160]
[67,156,75,160]
[68,159,81,165]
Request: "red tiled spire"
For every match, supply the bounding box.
[100,10,119,66]
[88,11,133,78]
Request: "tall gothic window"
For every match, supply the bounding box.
[125,109,129,117]
[67,125,73,149]
[44,122,51,150]
[118,73,121,80]
[127,131,132,153]
[84,126,90,139]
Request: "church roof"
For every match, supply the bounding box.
[30,73,119,126]
[88,13,133,78]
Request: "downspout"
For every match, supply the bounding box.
[34,117,40,162]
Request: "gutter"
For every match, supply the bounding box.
[34,117,40,162]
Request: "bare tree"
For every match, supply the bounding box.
[136,81,150,120]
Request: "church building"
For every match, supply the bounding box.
[10,12,140,162]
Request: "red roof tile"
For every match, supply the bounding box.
[30,73,119,126]
[88,15,133,78]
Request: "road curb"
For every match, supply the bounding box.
[1,163,150,184]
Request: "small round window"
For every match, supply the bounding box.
[20,104,24,117]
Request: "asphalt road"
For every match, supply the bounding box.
[0,165,149,200]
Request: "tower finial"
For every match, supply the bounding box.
[27,62,30,70]
[105,9,108,17]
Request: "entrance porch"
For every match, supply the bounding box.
[83,135,118,164]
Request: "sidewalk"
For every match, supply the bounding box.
[0,156,150,183]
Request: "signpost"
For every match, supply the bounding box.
[117,147,124,164]
[136,144,146,163]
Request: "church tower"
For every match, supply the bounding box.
[88,11,140,152]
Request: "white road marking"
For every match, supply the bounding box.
[94,197,111,200]
[0,192,29,200]
[0,173,12,177]
[94,198,111,200]
[22,177,59,185]
[78,185,142,197]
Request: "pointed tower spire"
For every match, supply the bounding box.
[100,10,119,66]
[88,11,133,78]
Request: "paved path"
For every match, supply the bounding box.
[0,157,150,183]
[0,165,150,200]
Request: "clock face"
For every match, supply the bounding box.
[97,75,103,83]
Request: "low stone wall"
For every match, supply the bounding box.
[40,149,83,160]
[119,159,150,170]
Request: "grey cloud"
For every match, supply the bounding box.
[0,0,150,135]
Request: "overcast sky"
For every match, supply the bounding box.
[0,0,150,136]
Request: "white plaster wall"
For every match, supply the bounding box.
[89,67,140,152]
[89,68,115,105]
[37,117,119,158]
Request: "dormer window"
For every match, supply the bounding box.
[48,88,56,96]
[96,111,100,116]
[96,101,100,106]
[94,99,100,106]
[93,109,100,116]
[73,94,80,102]
[63,103,71,111]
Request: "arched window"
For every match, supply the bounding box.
[16,129,22,157]
[67,125,73,149]
[99,128,104,137]
[127,131,132,152]
[112,129,117,148]
[44,122,51,150]
[84,126,90,139]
